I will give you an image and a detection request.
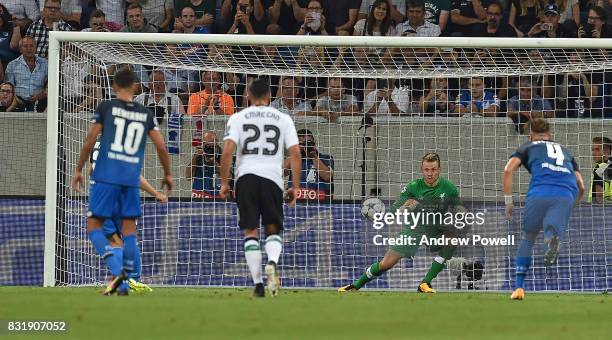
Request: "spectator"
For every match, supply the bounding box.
[284,129,334,201]
[266,0,309,35]
[315,77,359,122]
[187,70,235,116]
[2,1,39,31]
[319,0,359,35]
[222,0,267,34]
[509,0,543,37]
[353,0,397,36]
[0,82,26,112]
[527,3,576,37]
[0,5,21,63]
[424,0,450,33]
[578,6,611,38]
[448,0,485,37]
[418,77,457,115]
[173,6,211,33]
[554,0,580,26]
[359,0,405,24]
[508,77,553,132]
[364,78,413,114]
[57,0,81,27]
[81,9,109,32]
[455,77,499,117]
[474,1,517,37]
[186,131,223,199]
[296,0,328,35]
[121,3,158,32]
[395,0,441,37]
[135,70,185,125]
[589,136,612,203]
[26,0,74,58]
[174,0,215,33]
[5,36,47,111]
[96,0,124,30]
[136,0,173,32]
[270,76,311,117]
[557,70,594,118]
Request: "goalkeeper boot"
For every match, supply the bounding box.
[338,284,358,292]
[510,288,525,300]
[103,270,128,296]
[129,278,153,293]
[265,262,280,297]
[417,282,437,293]
[253,283,265,298]
[543,236,560,267]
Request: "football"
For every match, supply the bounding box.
[361,197,386,221]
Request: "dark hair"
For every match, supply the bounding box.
[487,1,503,12]
[367,0,392,36]
[0,3,12,32]
[89,9,106,19]
[529,118,551,134]
[113,68,138,89]
[181,6,197,16]
[593,136,612,154]
[589,6,608,24]
[297,129,314,137]
[126,3,143,12]
[406,0,425,11]
[248,78,270,99]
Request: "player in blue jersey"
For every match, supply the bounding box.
[89,140,168,293]
[71,69,173,296]
[503,118,585,300]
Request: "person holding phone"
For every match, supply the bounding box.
[224,0,267,34]
[363,78,413,115]
[577,6,611,38]
[527,3,575,37]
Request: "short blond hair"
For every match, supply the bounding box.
[422,152,441,167]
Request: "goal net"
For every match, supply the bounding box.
[43,33,612,291]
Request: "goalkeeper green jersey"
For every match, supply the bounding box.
[390,177,461,226]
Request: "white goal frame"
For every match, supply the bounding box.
[44,32,612,287]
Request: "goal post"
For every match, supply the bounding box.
[45,31,612,290]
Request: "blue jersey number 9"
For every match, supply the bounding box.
[110,117,145,155]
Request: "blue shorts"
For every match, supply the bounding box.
[102,218,122,238]
[88,181,141,219]
[523,197,574,238]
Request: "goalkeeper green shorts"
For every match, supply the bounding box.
[390,225,449,258]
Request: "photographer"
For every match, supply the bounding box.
[589,136,612,203]
[284,129,334,201]
[577,6,611,38]
[297,0,328,35]
[226,0,266,34]
[186,131,224,199]
[527,4,575,38]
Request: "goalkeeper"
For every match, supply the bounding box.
[339,153,464,293]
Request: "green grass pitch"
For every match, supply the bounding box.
[1,287,610,339]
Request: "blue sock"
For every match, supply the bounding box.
[130,243,142,281]
[112,247,123,266]
[515,238,535,289]
[87,230,122,277]
[123,235,137,275]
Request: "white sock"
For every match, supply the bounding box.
[244,238,263,284]
[265,234,283,265]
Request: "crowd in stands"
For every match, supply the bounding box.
[0,0,611,124]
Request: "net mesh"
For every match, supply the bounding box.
[36,36,612,291]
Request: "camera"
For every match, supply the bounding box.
[202,144,221,163]
[239,4,247,13]
[581,23,594,38]
[146,104,167,125]
[541,22,553,31]
[300,139,316,157]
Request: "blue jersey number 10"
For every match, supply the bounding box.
[110,117,145,155]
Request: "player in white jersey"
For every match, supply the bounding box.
[220,78,302,298]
